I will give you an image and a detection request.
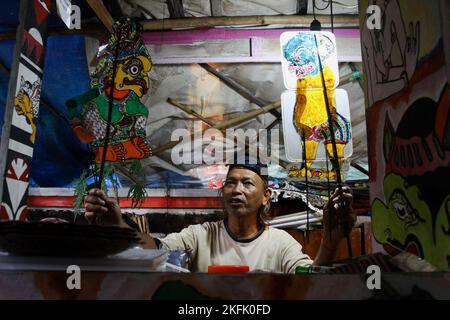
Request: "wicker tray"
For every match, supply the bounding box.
[0,221,141,257]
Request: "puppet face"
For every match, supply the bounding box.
[104,55,152,98]
[116,55,151,97]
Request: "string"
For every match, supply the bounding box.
[312,0,316,19]
[330,0,334,33]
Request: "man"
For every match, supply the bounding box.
[84,162,355,273]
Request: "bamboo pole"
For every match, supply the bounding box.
[152,99,281,155]
[0,15,359,40]
[167,98,215,126]
[199,63,281,118]
[140,14,359,30]
[166,98,287,169]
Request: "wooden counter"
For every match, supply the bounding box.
[0,271,448,299]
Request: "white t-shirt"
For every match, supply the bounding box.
[159,220,313,273]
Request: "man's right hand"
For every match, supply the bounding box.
[84,188,127,227]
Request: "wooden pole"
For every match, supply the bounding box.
[140,14,359,30]
[167,98,215,126]
[86,0,114,33]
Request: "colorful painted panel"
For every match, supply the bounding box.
[0,0,52,221]
[66,18,152,163]
[280,31,352,180]
[361,0,450,270]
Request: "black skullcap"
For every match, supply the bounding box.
[226,153,268,182]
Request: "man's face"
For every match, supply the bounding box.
[222,168,271,219]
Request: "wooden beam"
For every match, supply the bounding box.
[167,0,185,18]
[210,0,223,16]
[0,15,360,40]
[140,14,359,30]
[199,63,281,118]
[86,0,114,33]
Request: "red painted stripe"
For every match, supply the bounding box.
[27,196,222,209]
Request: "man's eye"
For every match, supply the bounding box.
[244,181,254,186]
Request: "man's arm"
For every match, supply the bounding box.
[84,188,158,249]
[312,186,356,266]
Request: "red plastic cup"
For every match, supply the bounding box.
[208,265,250,273]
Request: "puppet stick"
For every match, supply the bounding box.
[301,129,310,243]
[314,34,353,258]
[97,25,123,190]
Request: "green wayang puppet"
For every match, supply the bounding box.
[67,18,152,210]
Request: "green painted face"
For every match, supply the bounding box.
[372,173,450,270]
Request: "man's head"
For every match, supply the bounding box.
[221,163,272,223]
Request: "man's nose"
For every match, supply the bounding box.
[231,182,244,194]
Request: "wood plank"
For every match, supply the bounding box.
[140,14,360,30]
[86,0,114,32]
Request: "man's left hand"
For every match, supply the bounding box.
[321,186,356,250]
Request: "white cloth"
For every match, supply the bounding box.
[158,220,313,273]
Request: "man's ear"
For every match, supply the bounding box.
[262,188,272,205]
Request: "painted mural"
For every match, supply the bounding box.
[66,18,152,164]
[361,0,450,270]
[0,0,52,221]
[280,31,352,180]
